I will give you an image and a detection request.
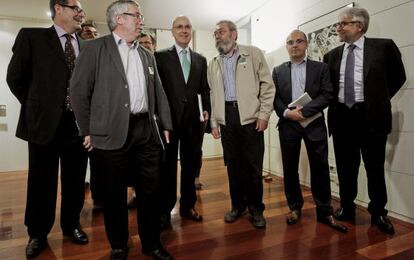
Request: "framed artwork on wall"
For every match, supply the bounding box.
[298,2,355,61]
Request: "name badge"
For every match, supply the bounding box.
[239,57,247,65]
[148,66,154,75]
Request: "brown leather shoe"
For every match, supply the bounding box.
[318,215,348,233]
[286,210,301,225]
[180,208,203,222]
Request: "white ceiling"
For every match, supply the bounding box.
[0,0,271,29]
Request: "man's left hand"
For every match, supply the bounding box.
[163,130,170,144]
[255,119,268,132]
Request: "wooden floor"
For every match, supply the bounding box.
[1,158,414,259]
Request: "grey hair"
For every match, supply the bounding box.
[287,29,308,42]
[339,7,370,33]
[216,20,238,32]
[106,0,140,31]
[216,20,238,40]
[49,0,68,19]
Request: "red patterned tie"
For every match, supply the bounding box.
[64,34,76,111]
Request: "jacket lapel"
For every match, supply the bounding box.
[305,59,315,94]
[105,35,127,84]
[170,46,187,84]
[363,37,373,82]
[137,46,150,91]
[47,26,66,64]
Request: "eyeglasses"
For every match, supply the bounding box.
[123,12,144,20]
[286,39,306,45]
[139,41,153,45]
[335,21,360,28]
[59,4,85,14]
[173,24,192,30]
[213,29,229,37]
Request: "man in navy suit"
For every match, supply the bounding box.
[7,0,89,258]
[324,7,406,234]
[273,30,347,233]
[155,16,210,228]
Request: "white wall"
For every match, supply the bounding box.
[0,17,53,172]
[0,16,223,172]
[251,0,414,222]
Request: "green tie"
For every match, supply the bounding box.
[181,49,190,83]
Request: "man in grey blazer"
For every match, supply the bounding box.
[70,1,173,259]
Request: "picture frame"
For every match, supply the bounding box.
[298,2,355,61]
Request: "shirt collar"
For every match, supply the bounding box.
[345,34,365,50]
[221,45,239,59]
[291,57,307,66]
[112,32,138,49]
[175,44,190,55]
[54,24,76,39]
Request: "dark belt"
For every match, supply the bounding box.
[338,102,365,111]
[130,112,148,120]
[225,101,238,107]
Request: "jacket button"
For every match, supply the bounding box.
[124,104,128,107]
[125,85,128,89]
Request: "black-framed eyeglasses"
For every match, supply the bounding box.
[286,39,306,45]
[123,12,144,20]
[335,21,360,28]
[59,4,85,14]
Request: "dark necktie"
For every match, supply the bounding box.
[64,34,76,111]
[344,44,356,108]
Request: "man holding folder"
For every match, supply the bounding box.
[273,30,347,232]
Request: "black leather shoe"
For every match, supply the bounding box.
[224,208,247,223]
[251,213,266,229]
[63,228,88,245]
[371,215,395,234]
[143,246,174,260]
[180,208,203,222]
[25,238,47,258]
[127,196,137,209]
[286,210,301,225]
[333,207,355,221]
[110,248,128,260]
[318,215,348,233]
[160,213,171,230]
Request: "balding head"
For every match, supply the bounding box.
[171,15,192,48]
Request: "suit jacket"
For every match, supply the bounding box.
[272,59,333,126]
[155,46,210,132]
[323,37,406,135]
[70,34,172,150]
[7,26,82,144]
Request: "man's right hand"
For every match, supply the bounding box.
[211,127,221,139]
[83,135,93,152]
[286,107,305,121]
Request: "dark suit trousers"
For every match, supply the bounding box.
[88,151,104,204]
[95,114,162,250]
[160,121,204,213]
[220,103,265,213]
[25,110,88,239]
[331,103,388,216]
[278,118,333,217]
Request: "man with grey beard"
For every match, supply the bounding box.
[207,20,275,229]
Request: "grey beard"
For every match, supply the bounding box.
[216,40,233,54]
